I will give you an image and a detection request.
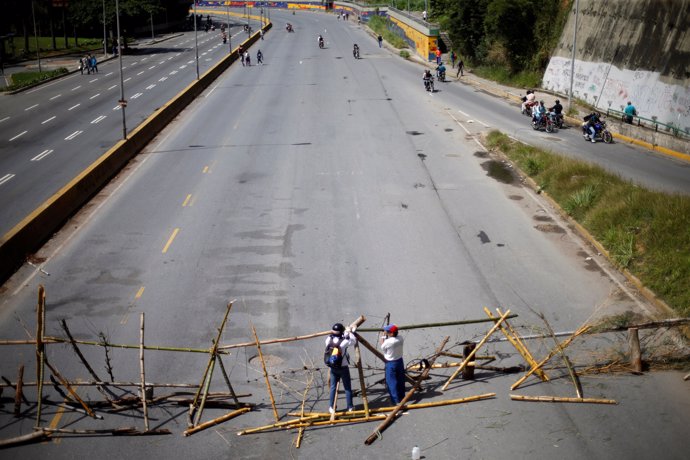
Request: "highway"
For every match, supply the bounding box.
[0,16,258,236]
[0,9,688,460]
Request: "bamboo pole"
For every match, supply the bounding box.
[183,407,251,436]
[354,342,370,418]
[355,315,518,332]
[293,373,313,448]
[537,312,582,397]
[42,427,171,435]
[35,285,46,428]
[288,414,389,429]
[60,319,116,401]
[0,380,246,389]
[290,394,496,418]
[511,325,591,391]
[193,354,217,427]
[238,415,321,435]
[683,372,690,381]
[365,336,450,445]
[489,307,547,382]
[192,302,233,409]
[14,365,24,417]
[353,332,386,362]
[1,376,29,402]
[219,330,331,350]
[329,380,340,423]
[216,356,240,405]
[139,313,149,432]
[43,336,230,354]
[0,430,50,447]
[252,325,279,422]
[441,310,511,391]
[44,359,97,418]
[510,394,617,404]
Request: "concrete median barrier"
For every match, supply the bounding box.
[0,24,271,284]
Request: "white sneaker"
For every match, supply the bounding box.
[591,138,596,143]
[328,407,335,414]
[347,407,354,413]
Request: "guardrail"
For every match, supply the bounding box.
[606,108,690,140]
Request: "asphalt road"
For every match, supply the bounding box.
[0,9,688,460]
[0,17,257,236]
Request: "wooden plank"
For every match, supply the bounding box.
[183,407,251,436]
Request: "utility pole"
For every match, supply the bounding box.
[567,0,579,115]
[31,1,42,73]
[115,0,127,139]
[103,0,107,55]
[193,0,199,79]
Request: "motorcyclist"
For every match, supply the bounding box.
[583,112,600,142]
[533,101,546,125]
[435,62,446,81]
[318,35,324,48]
[353,43,360,59]
[521,90,536,114]
[549,99,563,126]
[423,69,433,91]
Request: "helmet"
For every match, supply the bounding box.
[540,100,545,104]
[332,323,345,334]
[555,99,560,103]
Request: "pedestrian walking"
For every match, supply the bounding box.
[377,34,383,48]
[435,48,441,65]
[78,57,85,75]
[422,10,427,21]
[240,48,245,66]
[257,49,263,65]
[90,55,98,73]
[381,324,405,404]
[260,29,264,40]
[450,50,456,68]
[457,59,464,77]
[324,323,357,413]
[244,51,250,66]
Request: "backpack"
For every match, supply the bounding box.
[324,336,344,368]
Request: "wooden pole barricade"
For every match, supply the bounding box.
[43,360,96,418]
[13,365,24,417]
[510,394,617,404]
[252,324,279,422]
[487,307,547,382]
[511,325,591,391]
[35,285,46,428]
[354,342,370,419]
[628,327,642,373]
[139,313,149,432]
[538,312,583,398]
[293,373,313,448]
[365,336,450,445]
[442,310,511,391]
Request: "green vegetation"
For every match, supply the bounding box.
[367,16,407,49]
[471,65,542,88]
[400,50,410,59]
[431,0,571,81]
[485,131,690,316]
[9,37,102,59]
[2,68,69,92]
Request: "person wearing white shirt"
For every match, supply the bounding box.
[325,323,357,413]
[380,324,405,404]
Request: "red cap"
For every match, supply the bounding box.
[383,324,398,334]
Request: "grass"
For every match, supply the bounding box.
[2,68,69,92]
[471,64,542,88]
[485,131,690,316]
[367,16,407,50]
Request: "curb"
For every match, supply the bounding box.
[485,134,678,321]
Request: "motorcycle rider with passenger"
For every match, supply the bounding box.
[521,90,536,114]
[532,101,547,125]
[549,99,563,126]
[583,112,600,142]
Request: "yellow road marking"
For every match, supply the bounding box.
[182,194,193,207]
[121,285,146,325]
[202,166,209,173]
[162,228,180,254]
[45,400,67,444]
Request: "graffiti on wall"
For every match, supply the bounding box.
[543,56,690,132]
[388,17,436,61]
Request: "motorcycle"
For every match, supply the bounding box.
[437,70,446,82]
[582,120,613,143]
[286,24,294,32]
[531,112,556,133]
[353,46,360,59]
[424,76,434,92]
[319,38,324,49]
[551,112,564,129]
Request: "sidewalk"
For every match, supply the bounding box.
[0,33,184,91]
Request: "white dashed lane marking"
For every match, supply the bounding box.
[50,94,61,101]
[41,116,56,124]
[90,115,106,124]
[0,174,15,186]
[65,131,83,140]
[68,104,80,111]
[31,149,53,161]
[25,104,38,111]
[9,131,27,141]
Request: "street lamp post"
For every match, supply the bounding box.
[103,0,107,55]
[567,0,579,115]
[150,11,155,41]
[226,3,231,54]
[115,0,127,139]
[193,0,199,79]
[31,0,42,73]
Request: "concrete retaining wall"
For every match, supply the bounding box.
[0,24,270,284]
[543,0,690,135]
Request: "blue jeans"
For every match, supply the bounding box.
[385,358,405,404]
[329,366,353,409]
